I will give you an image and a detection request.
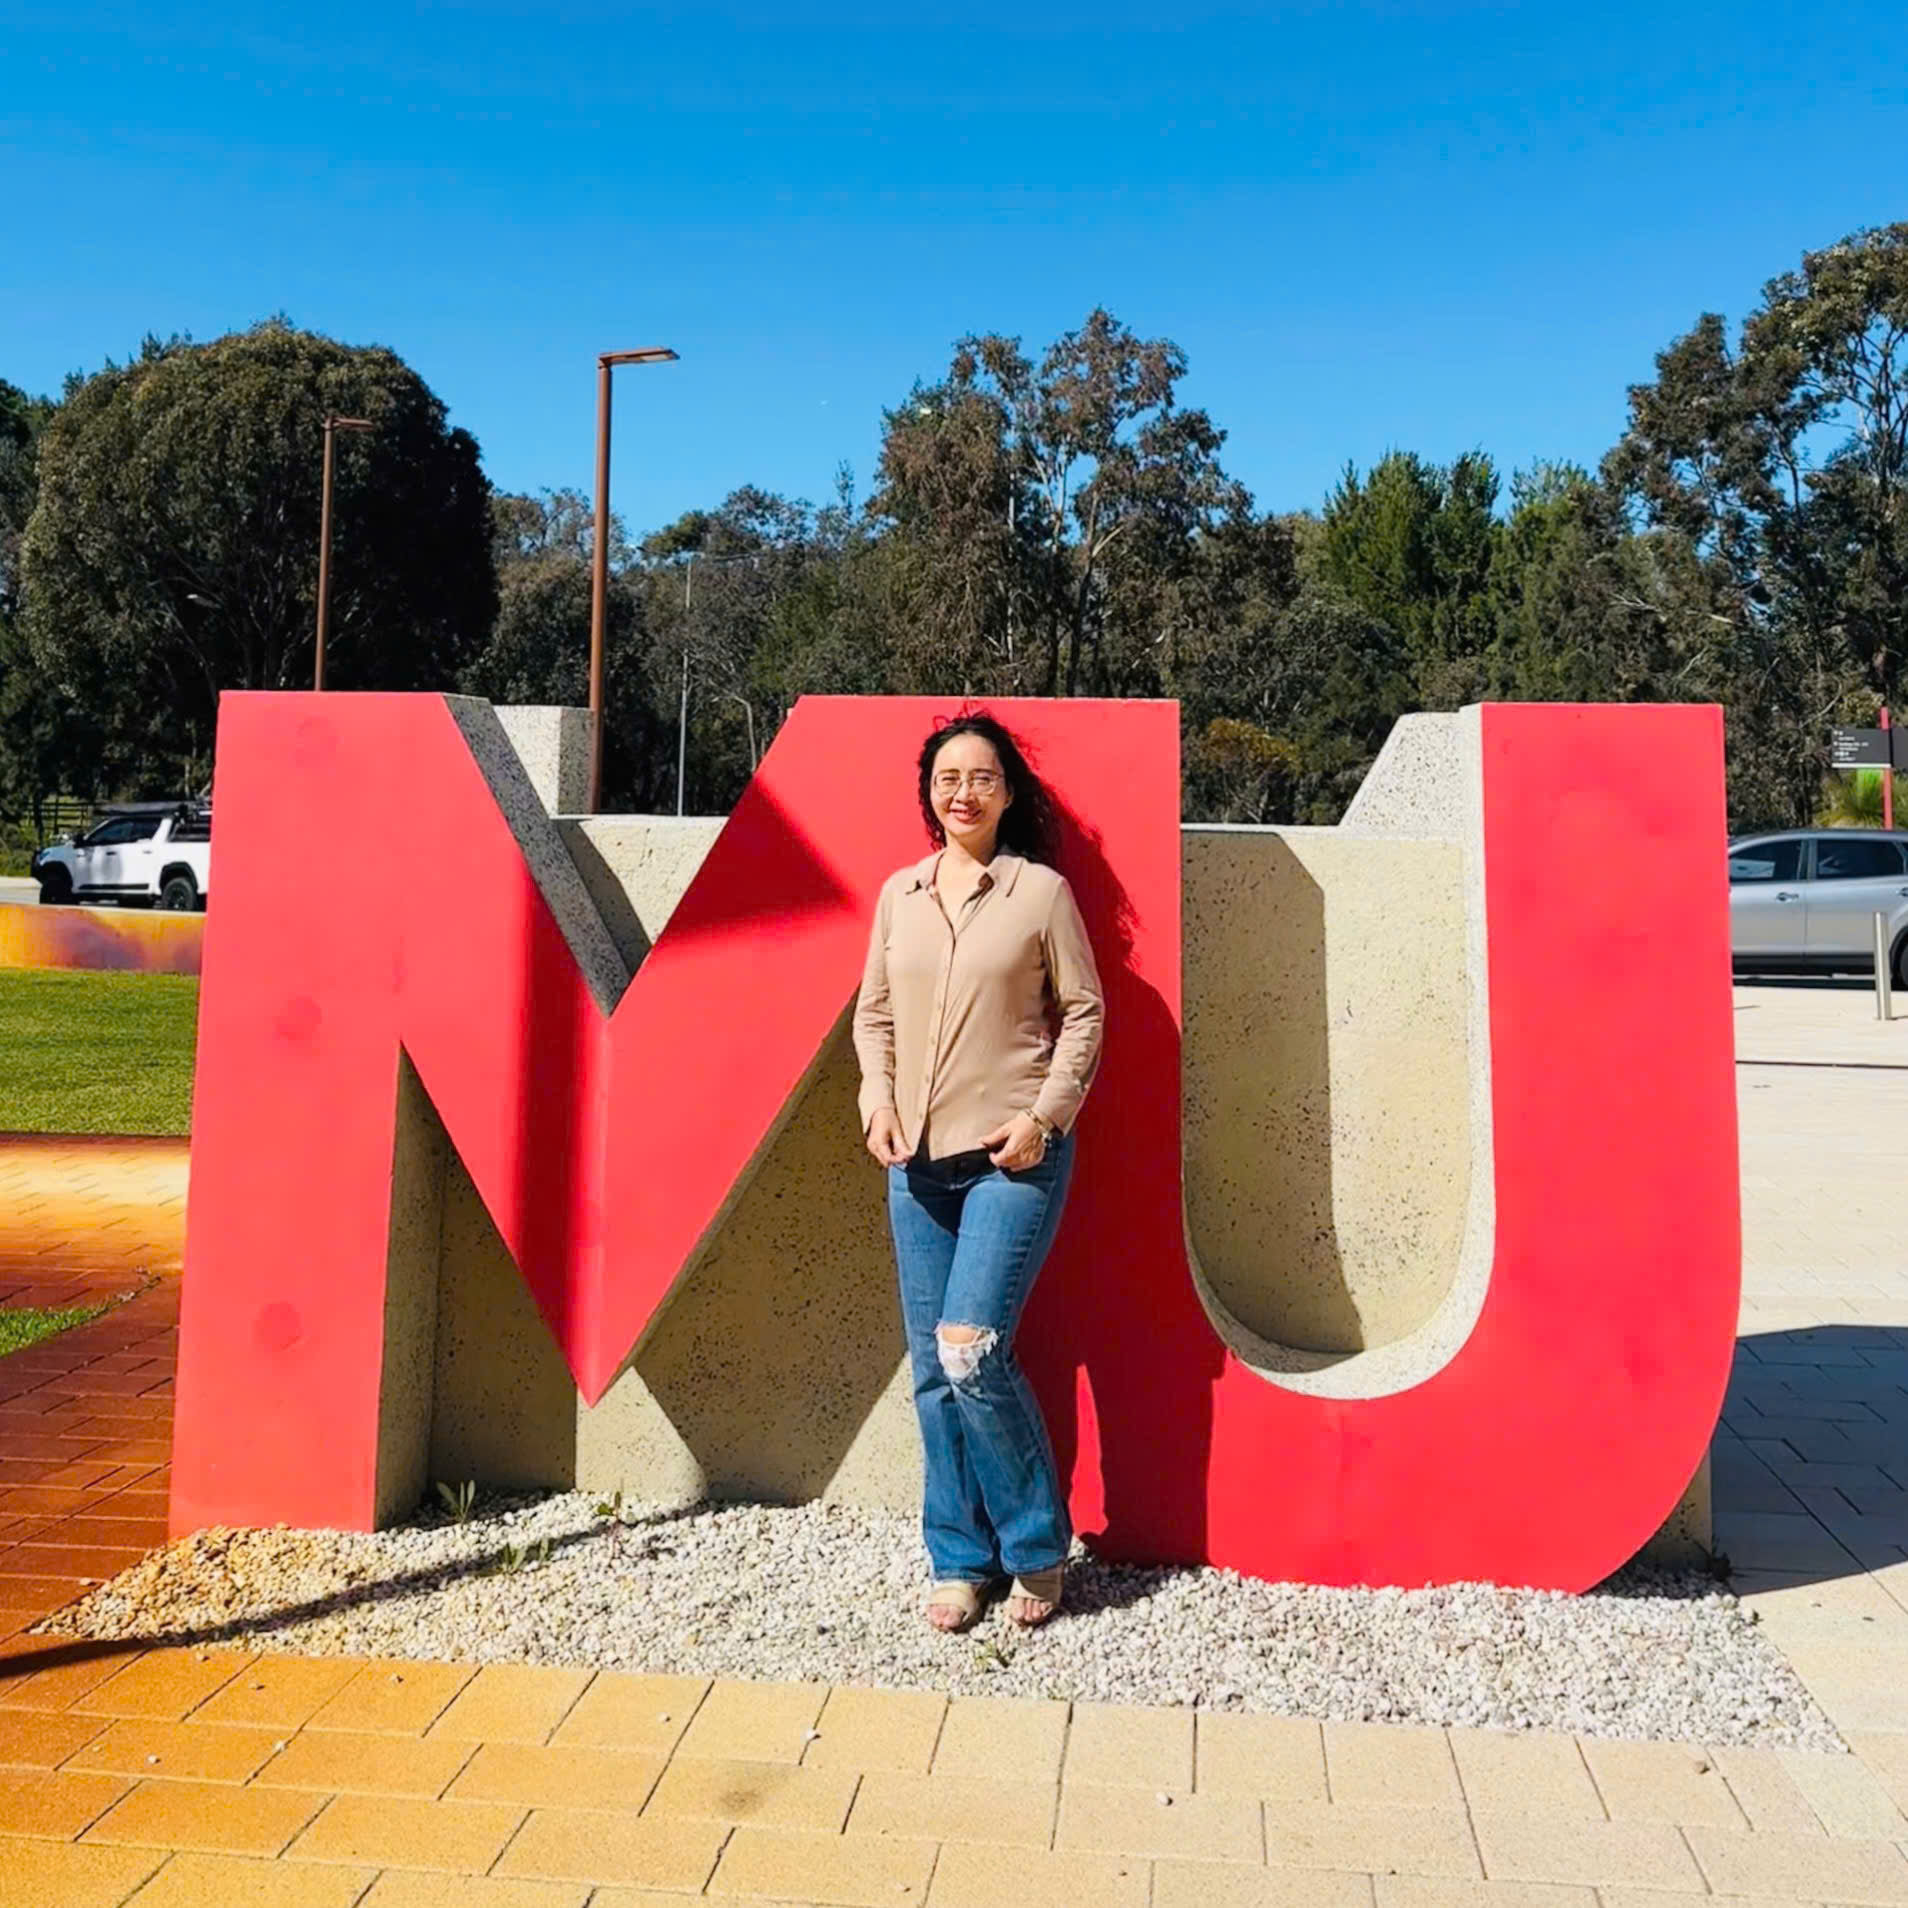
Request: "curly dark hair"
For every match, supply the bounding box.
[916,712,1057,864]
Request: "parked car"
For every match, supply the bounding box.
[30,801,212,911]
[1728,828,1908,985]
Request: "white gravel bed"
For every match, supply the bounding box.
[40,1491,1842,1749]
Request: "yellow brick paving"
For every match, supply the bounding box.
[0,984,1903,1904]
[0,1659,1904,1902]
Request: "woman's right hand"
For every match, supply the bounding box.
[865,1107,909,1167]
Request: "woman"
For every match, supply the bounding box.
[852,713,1105,1632]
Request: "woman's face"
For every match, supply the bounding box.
[929,733,1012,854]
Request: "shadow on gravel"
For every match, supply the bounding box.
[1070,1552,1729,1607]
[1058,1557,1206,1617]
[18,1494,709,1680]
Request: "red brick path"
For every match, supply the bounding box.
[0,1136,184,1644]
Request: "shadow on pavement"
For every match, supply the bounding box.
[1714,1324,1908,1591]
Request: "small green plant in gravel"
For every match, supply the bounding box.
[434,1480,478,1524]
[491,1537,553,1575]
[592,1490,625,1519]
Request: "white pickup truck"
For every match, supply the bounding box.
[31,802,212,911]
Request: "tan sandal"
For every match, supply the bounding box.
[925,1581,986,1633]
[1005,1566,1064,1628]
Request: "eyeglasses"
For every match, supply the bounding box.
[932,770,1004,796]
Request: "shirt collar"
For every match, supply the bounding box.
[905,851,1026,896]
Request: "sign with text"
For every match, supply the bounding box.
[1831,727,1896,770]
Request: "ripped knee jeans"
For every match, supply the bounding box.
[886,1135,1074,1582]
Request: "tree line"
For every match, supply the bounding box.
[3,222,1905,838]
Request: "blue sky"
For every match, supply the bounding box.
[5,3,1905,534]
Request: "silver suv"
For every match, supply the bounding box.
[1729,829,1908,986]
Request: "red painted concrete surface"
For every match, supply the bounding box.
[170,695,1738,1590]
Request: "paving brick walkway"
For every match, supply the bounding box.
[0,1135,188,1300]
[3,1654,1908,1908]
[0,990,1904,1904]
[0,1136,181,1649]
[1720,983,1908,1778]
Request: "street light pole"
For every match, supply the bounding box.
[314,415,373,691]
[588,347,679,812]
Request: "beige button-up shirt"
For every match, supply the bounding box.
[853,851,1105,1161]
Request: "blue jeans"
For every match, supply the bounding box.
[887,1135,1074,1582]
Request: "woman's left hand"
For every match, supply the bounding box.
[982,1114,1048,1171]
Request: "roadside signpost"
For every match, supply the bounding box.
[1830,708,1897,829]
[1829,710,1902,1013]
[1830,726,1893,768]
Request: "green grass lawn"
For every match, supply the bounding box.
[0,969,198,1136]
[0,1302,108,1357]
